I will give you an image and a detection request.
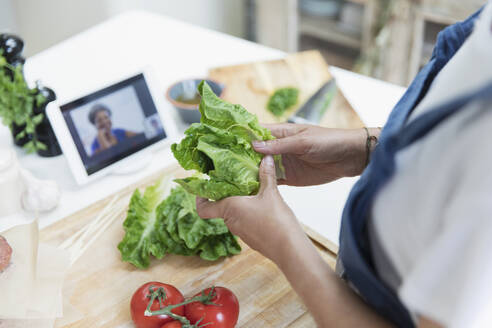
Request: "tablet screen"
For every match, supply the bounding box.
[60,73,166,175]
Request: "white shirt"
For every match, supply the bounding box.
[370,2,492,327]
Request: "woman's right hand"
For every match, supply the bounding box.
[97,129,116,150]
[253,123,377,186]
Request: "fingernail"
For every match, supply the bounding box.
[196,197,207,204]
[253,140,266,148]
[263,155,274,167]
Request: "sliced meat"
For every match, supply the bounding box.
[0,235,12,272]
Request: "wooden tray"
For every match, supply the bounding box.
[40,166,335,327]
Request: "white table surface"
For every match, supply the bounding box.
[0,11,405,245]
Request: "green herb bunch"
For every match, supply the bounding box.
[267,87,299,117]
[0,50,46,153]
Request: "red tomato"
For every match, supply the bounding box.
[185,287,239,328]
[131,282,185,328]
[160,322,182,328]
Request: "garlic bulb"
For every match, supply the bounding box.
[20,168,60,213]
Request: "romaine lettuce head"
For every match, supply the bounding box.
[172,81,285,200]
[118,180,240,269]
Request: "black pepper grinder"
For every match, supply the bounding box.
[0,34,25,69]
[34,82,62,157]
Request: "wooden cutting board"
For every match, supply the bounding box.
[209,50,364,129]
[40,165,336,328]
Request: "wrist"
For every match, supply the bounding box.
[365,127,381,164]
[346,127,381,176]
[272,222,316,270]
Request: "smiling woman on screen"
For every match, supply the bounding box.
[88,104,137,155]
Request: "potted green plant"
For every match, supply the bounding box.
[0,34,61,156]
[0,51,47,153]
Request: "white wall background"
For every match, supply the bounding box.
[1,0,246,56]
[0,0,17,33]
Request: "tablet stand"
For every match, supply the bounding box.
[112,152,153,175]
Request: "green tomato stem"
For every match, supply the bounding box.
[144,286,218,326]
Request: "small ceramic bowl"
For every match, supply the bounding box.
[166,78,225,124]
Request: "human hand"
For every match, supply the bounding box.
[97,129,116,150]
[196,155,307,263]
[253,124,373,186]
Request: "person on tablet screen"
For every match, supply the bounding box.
[89,104,137,155]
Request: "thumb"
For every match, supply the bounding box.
[253,136,304,155]
[259,155,277,193]
[196,197,227,219]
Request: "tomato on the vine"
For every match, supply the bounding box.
[131,282,185,328]
[185,287,239,328]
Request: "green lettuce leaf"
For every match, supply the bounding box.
[197,233,242,261]
[117,178,171,269]
[171,81,285,200]
[118,180,241,268]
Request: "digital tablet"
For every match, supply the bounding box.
[47,70,179,185]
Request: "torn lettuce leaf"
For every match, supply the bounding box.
[118,179,240,269]
[172,81,285,201]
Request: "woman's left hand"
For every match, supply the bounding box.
[196,155,305,263]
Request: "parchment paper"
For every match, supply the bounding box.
[0,221,70,321]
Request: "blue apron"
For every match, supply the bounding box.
[337,7,487,328]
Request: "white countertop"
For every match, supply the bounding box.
[0,11,405,245]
